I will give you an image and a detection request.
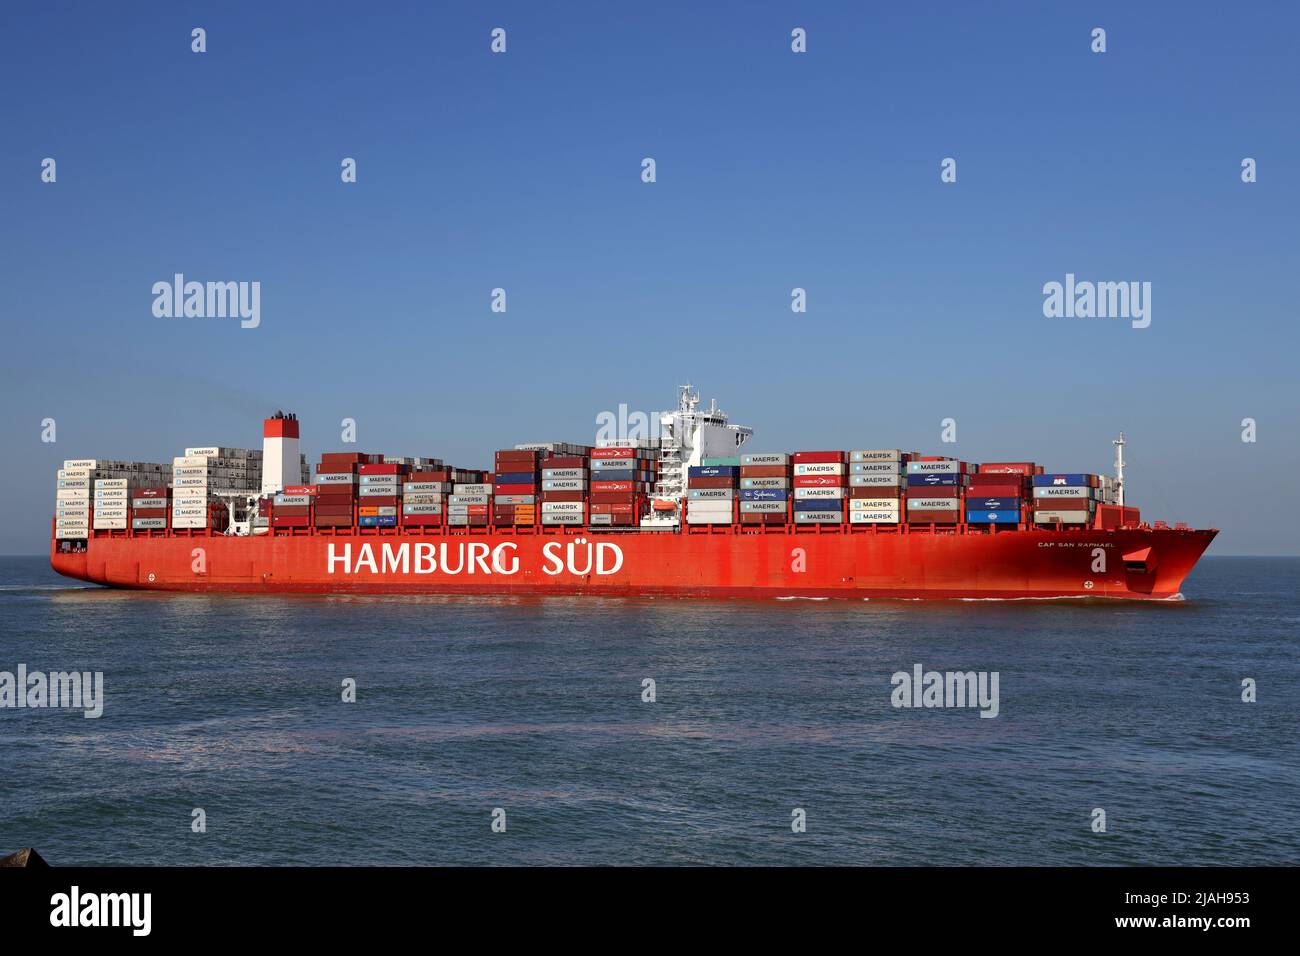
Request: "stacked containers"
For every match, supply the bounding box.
[450,471,492,526]
[495,449,540,526]
[54,460,94,540]
[686,460,737,525]
[402,462,449,529]
[271,483,315,529]
[131,485,170,531]
[1032,473,1099,526]
[792,451,846,524]
[848,450,907,525]
[965,462,1035,525]
[171,455,212,530]
[358,462,402,528]
[905,458,969,523]
[92,478,129,530]
[540,451,586,527]
[314,452,365,528]
[590,448,645,527]
[738,453,789,525]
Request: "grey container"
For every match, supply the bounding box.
[740,501,785,513]
[741,453,789,466]
[542,513,584,525]
[794,511,843,523]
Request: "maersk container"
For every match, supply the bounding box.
[449,494,490,506]
[403,504,442,515]
[274,494,312,507]
[849,474,907,487]
[793,463,844,476]
[1032,486,1093,499]
[907,461,963,474]
[132,517,168,530]
[849,449,903,462]
[849,510,900,524]
[794,487,844,500]
[741,453,789,466]
[850,462,903,474]
[740,488,788,501]
[794,511,842,523]
[740,501,785,513]
[741,477,788,489]
[906,498,960,511]
[542,501,584,513]
[542,513,584,525]
[689,488,735,500]
[968,509,1019,524]
[849,498,899,512]
[542,468,585,480]
[454,483,493,495]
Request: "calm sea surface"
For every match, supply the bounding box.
[0,555,1296,866]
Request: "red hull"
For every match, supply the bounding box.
[50,526,1217,600]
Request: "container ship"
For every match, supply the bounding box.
[50,387,1216,600]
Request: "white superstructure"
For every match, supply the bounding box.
[593,385,752,527]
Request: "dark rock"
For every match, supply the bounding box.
[0,848,49,867]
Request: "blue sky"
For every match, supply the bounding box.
[2,1,1296,553]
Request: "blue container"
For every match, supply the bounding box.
[1032,474,1094,487]
[966,509,1019,524]
[596,469,635,482]
[688,465,738,478]
[964,496,1020,511]
[740,488,789,501]
[794,498,843,512]
[907,473,959,487]
[494,471,536,484]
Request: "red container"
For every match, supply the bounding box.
[741,513,786,524]
[541,490,584,502]
[136,486,170,498]
[358,495,398,507]
[359,463,401,476]
[794,475,846,488]
[960,482,1022,497]
[313,515,352,527]
[739,465,788,478]
[688,476,735,489]
[591,480,633,493]
[543,456,587,468]
[906,509,960,522]
[906,486,959,498]
[590,448,635,460]
[408,470,451,481]
[315,462,357,474]
[283,485,317,496]
[968,473,1026,486]
[850,486,901,499]
[792,451,845,464]
[273,505,311,517]
[314,504,353,517]
[320,452,367,465]
[402,514,444,527]
[589,492,636,505]
[1033,498,1092,511]
[495,483,537,495]
[272,516,310,528]
[589,503,634,515]
[495,451,537,465]
[978,462,1036,475]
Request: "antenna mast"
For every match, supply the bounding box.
[1112,432,1126,507]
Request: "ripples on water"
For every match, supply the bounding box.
[0,556,1296,865]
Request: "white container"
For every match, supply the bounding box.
[850,449,903,462]
[56,488,90,500]
[1034,510,1091,524]
[171,516,209,529]
[687,500,733,514]
[850,510,901,523]
[686,513,732,524]
[740,501,784,513]
[850,498,900,513]
[1032,486,1093,499]
[172,456,209,467]
[56,528,89,539]
[95,478,128,489]
[57,468,92,480]
[62,459,97,470]
[92,517,128,530]
[541,513,583,525]
[794,486,845,500]
[454,483,493,495]
[541,501,584,513]
[906,498,960,510]
[741,453,789,466]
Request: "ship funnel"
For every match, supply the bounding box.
[261,412,301,496]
